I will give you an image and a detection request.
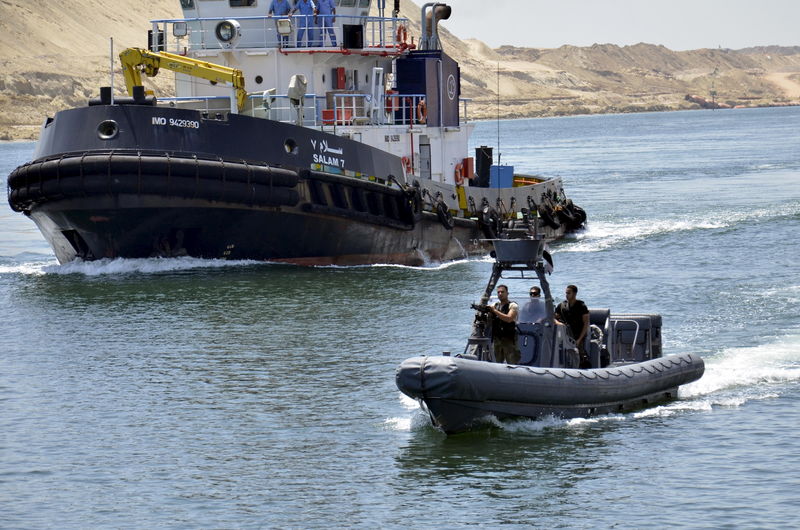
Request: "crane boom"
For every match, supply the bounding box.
[119,47,247,112]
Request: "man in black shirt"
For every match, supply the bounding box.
[554,284,590,368]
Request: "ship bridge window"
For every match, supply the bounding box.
[230,0,256,6]
[358,0,370,7]
[180,0,194,8]
[338,0,356,6]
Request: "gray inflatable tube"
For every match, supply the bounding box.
[396,353,705,433]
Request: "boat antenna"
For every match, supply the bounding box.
[109,37,115,105]
[496,62,501,166]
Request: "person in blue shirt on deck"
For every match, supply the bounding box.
[268,0,293,47]
[292,0,316,47]
[315,0,337,47]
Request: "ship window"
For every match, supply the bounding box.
[358,0,370,7]
[229,0,256,6]
[180,0,195,8]
[255,75,263,84]
[338,0,356,7]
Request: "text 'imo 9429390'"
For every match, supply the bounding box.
[6,1,585,265]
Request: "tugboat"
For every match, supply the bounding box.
[395,238,705,434]
[6,1,585,265]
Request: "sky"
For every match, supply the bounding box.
[435,0,800,50]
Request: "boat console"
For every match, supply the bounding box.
[464,239,664,370]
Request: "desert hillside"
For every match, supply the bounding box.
[1,0,799,140]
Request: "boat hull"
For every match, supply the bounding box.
[8,104,580,264]
[396,353,705,434]
[25,196,478,264]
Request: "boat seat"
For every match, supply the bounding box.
[612,315,656,362]
[586,308,611,368]
[517,322,542,366]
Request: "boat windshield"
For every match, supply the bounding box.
[519,298,547,323]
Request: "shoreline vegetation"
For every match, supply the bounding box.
[1,0,798,141]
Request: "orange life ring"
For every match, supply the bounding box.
[454,162,464,186]
[396,24,407,44]
[401,156,412,174]
[416,99,427,124]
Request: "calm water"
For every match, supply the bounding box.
[2,107,799,528]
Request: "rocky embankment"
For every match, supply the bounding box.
[1,0,799,140]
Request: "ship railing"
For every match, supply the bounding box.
[156,94,320,126]
[156,93,472,128]
[148,15,411,53]
[244,93,320,126]
[157,96,234,114]
[328,93,429,126]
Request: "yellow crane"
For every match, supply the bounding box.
[119,47,247,112]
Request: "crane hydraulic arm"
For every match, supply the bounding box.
[119,47,247,112]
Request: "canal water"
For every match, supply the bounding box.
[1,106,799,528]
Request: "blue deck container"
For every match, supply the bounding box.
[490,165,514,188]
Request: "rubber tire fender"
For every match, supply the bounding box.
[436,201,454,230]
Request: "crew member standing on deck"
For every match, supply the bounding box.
[555,284,590,368]
[268,0,293,47]
[292,0,316,47]
[315,0,337,47]
[487,284,520,365]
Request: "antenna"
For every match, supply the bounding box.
[496,63,500,165]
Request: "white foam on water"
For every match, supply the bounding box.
[316,256,487,272]
[560,202,800,253]
[680,333,800,399]
[398,393,420,410]
[488,332,800,433]
[562,217,726,253]
[383,416,413,432]
[384,393,432,432]
[500,412,628,434]
[3,256,266,276]
[0,259,59,276]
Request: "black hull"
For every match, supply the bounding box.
[27,196,479,265]
[422,387,681,434]
[8,104,582,264]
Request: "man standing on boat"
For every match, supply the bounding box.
[292,0,316,47]
[315,0,337,47]
[487,285,520,364]
[555,284,590,368]
[268,0,293,47]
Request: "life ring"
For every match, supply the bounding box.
[417,99,427,124]
[401,156,412,175]
[454,162,464,186]
[396,24,407,44]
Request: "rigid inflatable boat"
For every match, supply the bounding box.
[396,239,704,434]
